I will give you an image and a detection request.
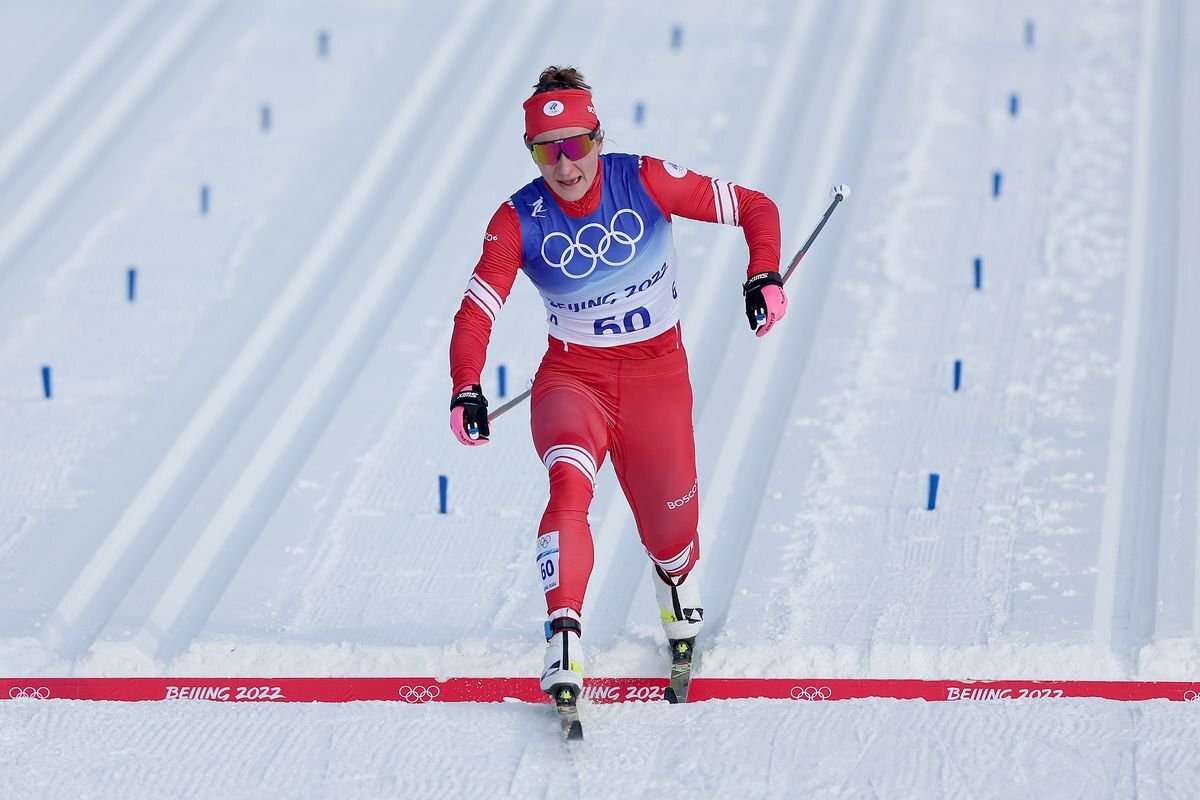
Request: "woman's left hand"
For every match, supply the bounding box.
[742,271,788,337]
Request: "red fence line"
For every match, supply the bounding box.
[4,677,1199,704]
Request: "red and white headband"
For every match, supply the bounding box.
[523,89,599,141]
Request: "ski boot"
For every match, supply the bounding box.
[541,609,584,740]
[653,566,703,703]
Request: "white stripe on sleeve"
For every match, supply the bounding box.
[465,290,496,322]
[465,275,502,321]
[471,275,503,308]
[713,179,739,226]
[710,179,724,224]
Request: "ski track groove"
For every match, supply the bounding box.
[693,0,1146,677]
[1180,0,1200,649]
[1094,0,1181,667]
[236,0,676,647]
[692,0,899,642]
[0,0,219,282]
[41,0,494,661]
[129,0,556,663]
[0,0,154,198]
[300,0,639,647]
[584,0,838,646]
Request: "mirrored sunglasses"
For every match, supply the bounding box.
[526,127,601,166]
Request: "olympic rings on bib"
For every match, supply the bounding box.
[541,209,645,279]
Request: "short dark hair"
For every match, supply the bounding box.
[532,65,591,94]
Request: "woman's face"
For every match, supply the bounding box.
[530,125,602,202]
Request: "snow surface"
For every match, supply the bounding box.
[1,0,1198,796]
[4,698,1200,799]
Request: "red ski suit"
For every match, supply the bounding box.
[450,155,780,616]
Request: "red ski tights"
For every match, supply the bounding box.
[530,339,700,617]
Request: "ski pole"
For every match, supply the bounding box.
[487,183,851,424]
[488,381,532,422]
[782,184,850,284]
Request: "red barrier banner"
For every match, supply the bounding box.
[3,677,1198,704]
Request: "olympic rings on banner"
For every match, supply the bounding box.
[8,686,51,700]
[397,685,441,703]
[789,685,832,701]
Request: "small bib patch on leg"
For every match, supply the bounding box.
[536,531,561,593]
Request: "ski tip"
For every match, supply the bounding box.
[567,720,584,741]
[664,687,679,704]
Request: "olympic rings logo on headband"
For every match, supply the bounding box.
[541,209,644,279]
[8,686,51,700]
[397,685,441,703]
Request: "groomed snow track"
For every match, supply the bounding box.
[0,0,1197,692]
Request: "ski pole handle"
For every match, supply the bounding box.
[781,183,850,285]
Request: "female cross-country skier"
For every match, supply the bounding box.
[448,66,786,704]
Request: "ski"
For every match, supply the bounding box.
[553,685,584,740]
[664,637,696,704]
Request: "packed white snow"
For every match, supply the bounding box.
[4,697,1200,799]
[1,0,1197,796]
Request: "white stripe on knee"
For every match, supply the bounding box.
[650,542,694,575]
[542,445,598,487]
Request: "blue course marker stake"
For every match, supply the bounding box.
[498,364,507,398]
[261,104,272,131]
[1025,19,1035,47]
[1009,93,1019,117]
[973,257,983,290]
[927,473,940,510]
[127,267,136,302]
[953,360,963,392]
[318,30,330,58]
[671,24,683,49]
[992,171,1002,198]
[438,475,448,514]
[200,184,210,215]
[41,365,52,399]
[634,101,645,125]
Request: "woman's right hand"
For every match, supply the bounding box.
[450,384,490,446]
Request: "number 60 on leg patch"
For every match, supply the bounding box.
[536,531,560,593]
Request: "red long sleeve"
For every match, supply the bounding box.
[638,156,781,278]
[449,201,523,389]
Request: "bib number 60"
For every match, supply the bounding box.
[595,306,651,336]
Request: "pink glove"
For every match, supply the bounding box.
[743,272,788,337]
[449,384,490,446]
[755,284,788,337]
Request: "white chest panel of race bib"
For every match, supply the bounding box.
[544,266,680,344]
